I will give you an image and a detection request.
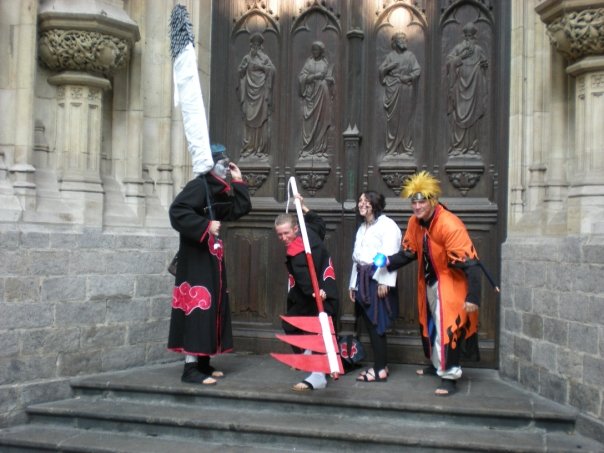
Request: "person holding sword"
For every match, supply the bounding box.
[274,194,339,391]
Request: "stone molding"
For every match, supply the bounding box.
[540,6,604,61]
[37,0,140,78]
[39,29,131,77]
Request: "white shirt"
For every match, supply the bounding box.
[349,214,402,289]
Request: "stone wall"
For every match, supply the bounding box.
[500,235,604,438]
[506,0,604,440]
[0,226,178,426]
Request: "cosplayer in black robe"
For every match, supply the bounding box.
[275,202,339,391]
[283,210,338,325]
[168,146,251,384]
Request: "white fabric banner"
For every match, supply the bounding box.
[173,43,213,175]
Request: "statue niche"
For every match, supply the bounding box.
[237,33,275,160]
[378,32,421,158]
[298,41,335,160]
[446,22,488,157]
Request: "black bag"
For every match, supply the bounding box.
[338,312,365,371]
[167,252,178,276]
[338,334,365,371]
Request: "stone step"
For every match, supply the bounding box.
[0,424,286,453]
[3,397,599,452]
[69,358,578,433]
[0,354,602,452]
[71,378,576,433]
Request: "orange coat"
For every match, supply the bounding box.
[402,204,480,368]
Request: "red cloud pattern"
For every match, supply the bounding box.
[172,282,212,315]
[339,340,360,360]
[323,258,336,281]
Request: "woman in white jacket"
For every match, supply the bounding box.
[349,191,401,382]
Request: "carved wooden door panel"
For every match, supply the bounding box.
[211,0,509,367]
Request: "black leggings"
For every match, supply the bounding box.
[358,304,388,371]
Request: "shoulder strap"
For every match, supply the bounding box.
[200,175,215,220]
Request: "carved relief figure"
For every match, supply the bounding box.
[298,41,334,159]
[446,22,488,157]
[238,33,275,159]
[378,32,421,157]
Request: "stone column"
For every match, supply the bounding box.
[566,56,604,233]
[10,0,38,212]
[47,72,110,224]
[141,0,175,226]
[536,1,604,234]
[37,0,139,225]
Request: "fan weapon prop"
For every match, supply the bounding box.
[271,178,344,378]
[169,4,213,175]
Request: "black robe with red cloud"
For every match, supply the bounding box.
[283,211,339,336]
[168,173,251,356]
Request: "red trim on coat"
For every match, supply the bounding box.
[168,347,234,356]
[200,222,211,243]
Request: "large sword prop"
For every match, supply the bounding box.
[271,178,344,378]
[169,4,213,175]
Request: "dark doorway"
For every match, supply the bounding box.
[210,0,509,367]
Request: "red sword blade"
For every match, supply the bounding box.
[271,353,343,374]
[275,334,328,352]
[280,315,336,335]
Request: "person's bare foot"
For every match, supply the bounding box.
[434,379,457,396]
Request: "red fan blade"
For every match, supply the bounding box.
[280,315,335,335]
[271,353,341,374]
[275,334,328,353]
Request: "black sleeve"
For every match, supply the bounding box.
[304,210,326,240]
[387,249,417,271]
[169,178,212,243]
[463,264,482,305]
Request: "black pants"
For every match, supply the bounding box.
[358,303,387,371]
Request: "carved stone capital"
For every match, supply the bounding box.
[536,2,604,61]
[38,0,139,77]
[39,29,131,77]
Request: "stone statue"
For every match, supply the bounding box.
[378,32,421,157]
[238,33,275,159]
[298,41,334,160]
[446,22,489,157]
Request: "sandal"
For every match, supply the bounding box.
[416,365,437,376]
[181,363,217,385]
[358,366,389,378]
[206,366,224,378]
[292,380,314,392]
[435,379,457,396]
[356,368,388,382]
[198,363,224,378]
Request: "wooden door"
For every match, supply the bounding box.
[210,0,509,367]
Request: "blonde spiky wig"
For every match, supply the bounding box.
[401,171,441,206]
